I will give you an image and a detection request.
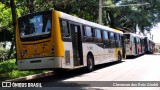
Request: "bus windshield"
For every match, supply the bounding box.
[18,11,51,41]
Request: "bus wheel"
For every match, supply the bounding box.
[86,55,94,72]
[118,52,122,62]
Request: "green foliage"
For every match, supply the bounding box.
[0,0,160,38]
[68,0,99,22]
[16,0,99,23]
[0,59,47,81]
[0,0,23,32]
[0,59,16,73]
[112,0,160,31]
[0,42,9,60]
[0,2,12,31]
[0,42,15,60]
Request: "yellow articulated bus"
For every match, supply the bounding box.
[16,10,124,71]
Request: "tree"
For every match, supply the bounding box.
[0,0,22,59]
[0,2,12,32]
[1,0,160,60]
[102,0,116,28]
[8,0,16,59]
[111,0,160,32]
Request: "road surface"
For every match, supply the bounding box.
[1,54,160,90]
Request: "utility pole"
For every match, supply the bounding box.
[99,0,102,24]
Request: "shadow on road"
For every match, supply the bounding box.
[0,60,127,90]
[94,61,125,71]
[126,54,145,59]
[7,61,125,89]
[20,61,124,83]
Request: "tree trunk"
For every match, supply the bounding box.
[9,0,16,61]
[8,39,14,59]
[27,0,34,13]
[106,9,115,28]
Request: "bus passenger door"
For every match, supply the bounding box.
[121,35,126,59]
[70,23,83,66]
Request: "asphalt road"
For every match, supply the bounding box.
[64,54,160,81]
[1,54,160,90]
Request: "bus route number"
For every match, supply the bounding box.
[30,17,41,23]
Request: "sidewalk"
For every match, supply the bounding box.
[153,53,160,55]
[5,71,54,82]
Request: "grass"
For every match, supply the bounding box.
[0,59,48,81]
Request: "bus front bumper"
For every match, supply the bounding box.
[17,57,62,70]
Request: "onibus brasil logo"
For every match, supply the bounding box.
[1,82,42,87]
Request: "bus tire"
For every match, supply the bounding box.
[86,55,94,72]
[118,52,122,62]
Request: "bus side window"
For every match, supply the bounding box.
[119,35,122,47]
[83,25,94,42]
[92,28,95,37]
[103,31,108,40]
[108,32,111,48]
[95,29,102,39]
[95,29,103,43]
[83,26,92,37]
[60,20,70,37]
[115,34,120,48]
[103,31,109,48]
[114,33,117,48]
[110,32,115,48]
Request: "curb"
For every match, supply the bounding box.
[5,71,54,82]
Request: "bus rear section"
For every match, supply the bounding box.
[144,37,155,54]
[16,10,65,70]
[140,36,145,54]
[124,33,138,56]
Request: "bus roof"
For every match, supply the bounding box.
[124,33,145,38]
[56,10,123,34]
